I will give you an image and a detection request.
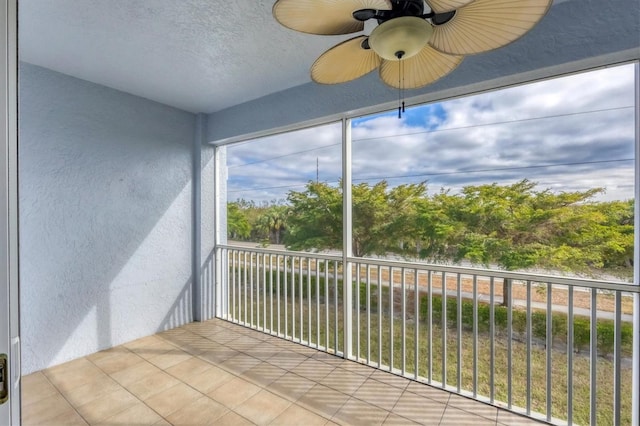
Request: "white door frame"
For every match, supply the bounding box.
[0,0,20,423]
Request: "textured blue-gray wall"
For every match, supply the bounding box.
[19,63,197,373]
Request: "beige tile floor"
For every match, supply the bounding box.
[22,319,543,425]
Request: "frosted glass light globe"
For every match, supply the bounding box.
[369,16,433,61]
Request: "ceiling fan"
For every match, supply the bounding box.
[273,0,552,90]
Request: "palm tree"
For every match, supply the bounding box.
[258,205,288,244]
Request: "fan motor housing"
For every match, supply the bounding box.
[386,0,425,21]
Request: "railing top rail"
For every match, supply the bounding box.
[218,244,639,293]
[346,256,639,293]
[218,244,343,262]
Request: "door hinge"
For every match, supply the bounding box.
[0,353,8,404]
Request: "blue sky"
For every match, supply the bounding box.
[226,64,636,204]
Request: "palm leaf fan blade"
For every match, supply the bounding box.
[273,0,392,35]
[430,0,552,55]
[379,44,463,89]
[312,36,382,84]
[425,0,476,14]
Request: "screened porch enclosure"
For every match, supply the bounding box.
[215,65,640,425]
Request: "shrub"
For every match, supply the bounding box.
[512,310,527,336]
[416,293,630,356]
[572,318,591,353]
[551,315,567,343]
[235,265,631,357]
[531,311,547,341]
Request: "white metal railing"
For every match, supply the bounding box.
[216,244,638,425]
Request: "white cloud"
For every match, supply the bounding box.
[226,64,636,203]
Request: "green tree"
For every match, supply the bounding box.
[351,181,427,257]
[227,202,251,240]
[412,189,463,262]
[285,181,343,252]
[257,205,288,244]
[448,180,606,305]
[545,199,634,277]
[383,182,429,257]
[285,180,427,257]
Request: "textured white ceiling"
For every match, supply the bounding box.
[18,0,632,116]
[19,0,357,113]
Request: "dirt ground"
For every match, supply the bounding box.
[354,265,635,315]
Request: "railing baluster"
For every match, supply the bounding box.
[263,253,267,331]
[325,259,329,351]
[299,256,303,343]
[367,265,371,364]
[590,288,597,426]
[231,250,236,322]
[250,252,254,326]
[307,257,311,346]
[489,276,494,401]
[292,256,296,341]
[567,286,573,425]
[284,255,288,338]
[546,283,552,422]
[269,254,273,334]
[316,258,320,348]
[614,290,622,426]
[242,251,246,323]
[257,253,261,329]
[276,254,281,336]
[526,280,532,415]
[356,263,361,360]
[401,267,406,376]
[299,257,303,342]
[244,251,248,325]
[507,277,513,409]
[324,260,329,351]
[378,265,382,369]
[414,269,419,381]
[428,270,433,384]
[456,273,462,393]
[334,260,338,354]
[473,274,478,398]
[221,249,225,319]
[237,251,242,322]
[315,259,320,349]
[442,272,447,388]
[238,251,242,323]
[390,267,394,372]
[227,249,231,318]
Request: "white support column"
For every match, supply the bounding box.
[632,60,639,426]
[342,117,353,359]
[214,145,224,318]
[192,114,204,321]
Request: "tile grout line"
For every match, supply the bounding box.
[83,347,176,425]
[26,318,531,426]
[28,370,88,425]
[158,330,314,424]
[171,323,427,425]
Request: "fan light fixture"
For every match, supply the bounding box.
[368,16,433,61]
[273,0,552,116]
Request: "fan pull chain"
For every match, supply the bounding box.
[397,59,406,119]
[398,59,402,119]
[400,61,405,113]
